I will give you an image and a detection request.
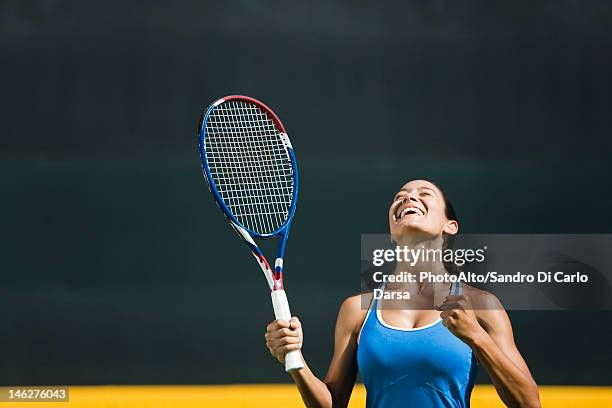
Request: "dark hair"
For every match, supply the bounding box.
[433,183,460,275]
[440,190,458,224]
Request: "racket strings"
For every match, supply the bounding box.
[205,100,294,234]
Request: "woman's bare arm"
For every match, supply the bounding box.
[470,306,541,408]
[439,293,541,408]
[265,295,366,408]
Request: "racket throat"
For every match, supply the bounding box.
[251,252,285,290]
[273,258,284,290]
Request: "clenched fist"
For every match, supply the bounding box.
[265,317,303,364]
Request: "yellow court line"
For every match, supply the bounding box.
[1,385,611,407]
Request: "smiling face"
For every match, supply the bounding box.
[389,180,458,245]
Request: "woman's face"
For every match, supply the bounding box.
[389,180,458,244]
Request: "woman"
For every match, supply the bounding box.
[265,179,541,408]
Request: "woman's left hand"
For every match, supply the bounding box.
[436,295,486,345]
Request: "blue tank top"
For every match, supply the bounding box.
[357,294,477,408]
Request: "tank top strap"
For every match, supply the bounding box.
[358,285,384,342]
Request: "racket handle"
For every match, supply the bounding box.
[270,289,304,372]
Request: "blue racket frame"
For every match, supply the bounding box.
[197,95,299,290]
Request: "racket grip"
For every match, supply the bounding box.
[270,290,304,372]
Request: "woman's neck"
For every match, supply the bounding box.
[389,235,448,294]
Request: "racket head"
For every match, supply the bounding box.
[198,95,299,239]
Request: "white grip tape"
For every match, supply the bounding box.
[270,290,304,372]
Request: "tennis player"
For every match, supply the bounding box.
[265,179,541,407]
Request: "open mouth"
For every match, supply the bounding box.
[394,205,425,223]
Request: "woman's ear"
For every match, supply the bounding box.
[443,220,459,235]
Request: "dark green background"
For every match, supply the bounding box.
[1,1,611,385]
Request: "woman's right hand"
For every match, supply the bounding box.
[265,317,303,365]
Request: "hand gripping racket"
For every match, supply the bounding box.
[197,95,304,372]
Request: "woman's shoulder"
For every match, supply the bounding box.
[461,284,510,329]
[337,291,374,334]
[461,284,503,309]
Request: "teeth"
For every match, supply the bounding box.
[399,207,424,219]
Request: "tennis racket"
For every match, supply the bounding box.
[197,95,303,372]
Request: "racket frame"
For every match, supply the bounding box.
[197,95,303,371]
[198,95,299,291]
